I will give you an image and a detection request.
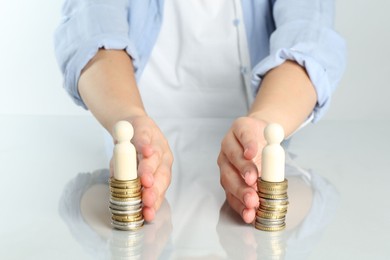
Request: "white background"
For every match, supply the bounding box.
[0,0,389,120]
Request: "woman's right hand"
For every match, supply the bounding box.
[110,116,173,222]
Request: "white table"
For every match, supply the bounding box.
[0,116,388,259]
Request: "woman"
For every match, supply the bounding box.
[54,0,346,223]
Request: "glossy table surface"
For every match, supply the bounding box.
[0,116,389,259]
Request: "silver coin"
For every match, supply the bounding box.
[112,219,144,226]
[110,198,142,206]
[112,219,144,231]
[259,197,289,204]
[256,217,285,226]
[255,222,285,228]
[109,203,142,211]
[255,222,286,231]
[113,225,144,231]
[110,207,142,215]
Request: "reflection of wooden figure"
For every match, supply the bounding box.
[113,121,137,181]
[261,123,285,182]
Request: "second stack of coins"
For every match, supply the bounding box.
[255,178,289,232]
[109,177,144,231]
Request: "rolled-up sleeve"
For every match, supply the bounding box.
[54,0,138,108]
[251,0,346,122]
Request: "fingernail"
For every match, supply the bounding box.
[244,193,251,205]
[242,208,247,218]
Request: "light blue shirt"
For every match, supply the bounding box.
[54,0,346,122]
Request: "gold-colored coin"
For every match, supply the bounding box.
[257,178,288,190]
[259,204,289,212]
[112,213,143,222]
[110,186,141,194]
[109,177,141,189]
[258,195,287,201]
[259,178,288,185]
[110,196,142,202]
[258,188,287,195]
[258,207,288,214]
[256,209,286,219]
[257,184,287,190]
[258,183,287,189]
[110,183,141,190]
[257,186,287,193]
[257,192,288,200]
[259,199,289,206]
[259,197,288,205]
[257,188,287,195]
[111,192,142,199]
[110,184,141,190]
[110,176,141,184]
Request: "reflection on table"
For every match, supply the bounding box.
[59,118,339,259]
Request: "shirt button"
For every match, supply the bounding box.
[233,19,240,26]
[240,66,248,74]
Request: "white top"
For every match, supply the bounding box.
[138,0,251,118]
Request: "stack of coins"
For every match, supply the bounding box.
[255,178,288,232]
[109,177,144,231]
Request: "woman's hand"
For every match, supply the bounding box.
[217,117,268,223]
[110,116,173,222]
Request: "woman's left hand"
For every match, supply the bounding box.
[217,117,268,223]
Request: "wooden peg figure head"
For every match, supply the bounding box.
[114,121,134,143]
[264,123,284,145]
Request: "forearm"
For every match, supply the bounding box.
[248,60,317,137]
[78,49,146,135]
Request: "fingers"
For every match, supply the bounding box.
[142,207,155,222]
[141,154,172,206]
[138,151,160,187]
[219,117,269,223]
[231,118,261,161]
[127,117,172,222]
[219,153,259,213]
[220,131,258,186]
[142,156,172,222]
[226,192,257,224]
[219,155,259,208]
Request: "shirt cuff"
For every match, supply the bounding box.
[65,36,139,109]
[54,4,139,109]
[251,48,331,122]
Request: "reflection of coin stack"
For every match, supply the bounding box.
[255,178,288,231]
[256,231,287,259]
[109,177,144,231]
[109,226,144,258]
